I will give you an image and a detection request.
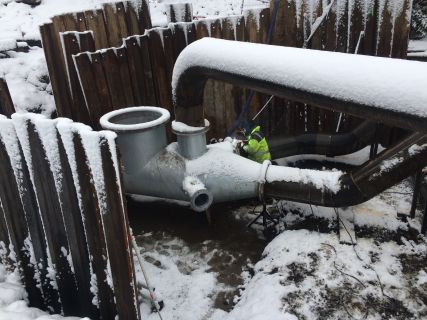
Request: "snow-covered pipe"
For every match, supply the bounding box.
[101,107,427,210]
[172,38,427,133]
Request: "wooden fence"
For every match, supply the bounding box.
[40,0,151,124]
[0,112,139,319]
[41,0,413,140]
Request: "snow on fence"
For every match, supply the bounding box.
[40,0,412,141]
[0,113,139,320]
[39,0,152,125]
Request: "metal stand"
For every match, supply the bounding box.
[247,202,279,239]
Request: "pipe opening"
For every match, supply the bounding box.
[190,189,213,212]
[100,106,170,132]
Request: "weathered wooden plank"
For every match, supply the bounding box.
[103,3,123,47]
[99,138,139,320]
[336,0,349,52]
[170,22,189,61]
[0,78,15,117]
[376,0,393,57]
[138,35,157,106]
[115,2,130,43]
[18,119,79,315]
[55,128,96,317]
[101,49,127,109]
[391,0,411,58]
[363,0,377,56]
[75,12,87,31]
[348,0,365,53]
[39,23,72,118]
[147,28,173,111]
[70,132,117,320]
[125,36,146,106]
[166,3,193,23]
[60,32,91,124]
[125,2,142,35]
[116,46,135,107]
[0,136,44,309]
[137,0,152,30]
[195,19,210,39]
[73,53,106,129]
[84,9,109,49]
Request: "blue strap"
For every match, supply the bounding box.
[226,0,281,137]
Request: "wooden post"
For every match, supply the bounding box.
[166,3,193,23]
[0,79,15,117]
[99,138,139,320]
[116,46,136,107]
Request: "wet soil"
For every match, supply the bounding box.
[127,197,266,311]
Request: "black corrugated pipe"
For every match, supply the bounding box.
[264,132,427,207]
[269,120,377,159]
[172,39,427,133]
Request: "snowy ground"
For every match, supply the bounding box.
[3,182,425,320]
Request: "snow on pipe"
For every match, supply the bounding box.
[269,120,378,159]
[172,38,427,133]
[101,107,427,210]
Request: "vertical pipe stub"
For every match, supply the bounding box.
[172,119,210,159]
[99,106,170,175]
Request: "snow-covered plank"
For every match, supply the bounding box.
[57,120,116,317]
[11,114,79,314]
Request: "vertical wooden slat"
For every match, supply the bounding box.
[99,138,139,320]
[115,2,130,43]
[60,32,91,124]
[17,119,79,315]
[363,0,377,56]
[348,0,365,53]
[70,131,117,320]
[0,137,44,310]
[0,79,15,117]
[139,34,157,106]
[101,49,127,109]
[166,3,193,23]
[125,36,146,106]
[84,9,109,49]
[55,128,96,318]
[125,2,142,35]
[73,52,108,129]
[376,0,393,57]
[103,3,122,47]
[40,23,72,118]
[116,46,136,107]
[147,28,173,112]
[391,0,411,58]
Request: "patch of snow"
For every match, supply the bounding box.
[172,119,209,133]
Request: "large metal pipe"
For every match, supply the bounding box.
[172,38,427,133]
[269,120,377,158]
[101,107,427,211]
[264,132,427,207]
